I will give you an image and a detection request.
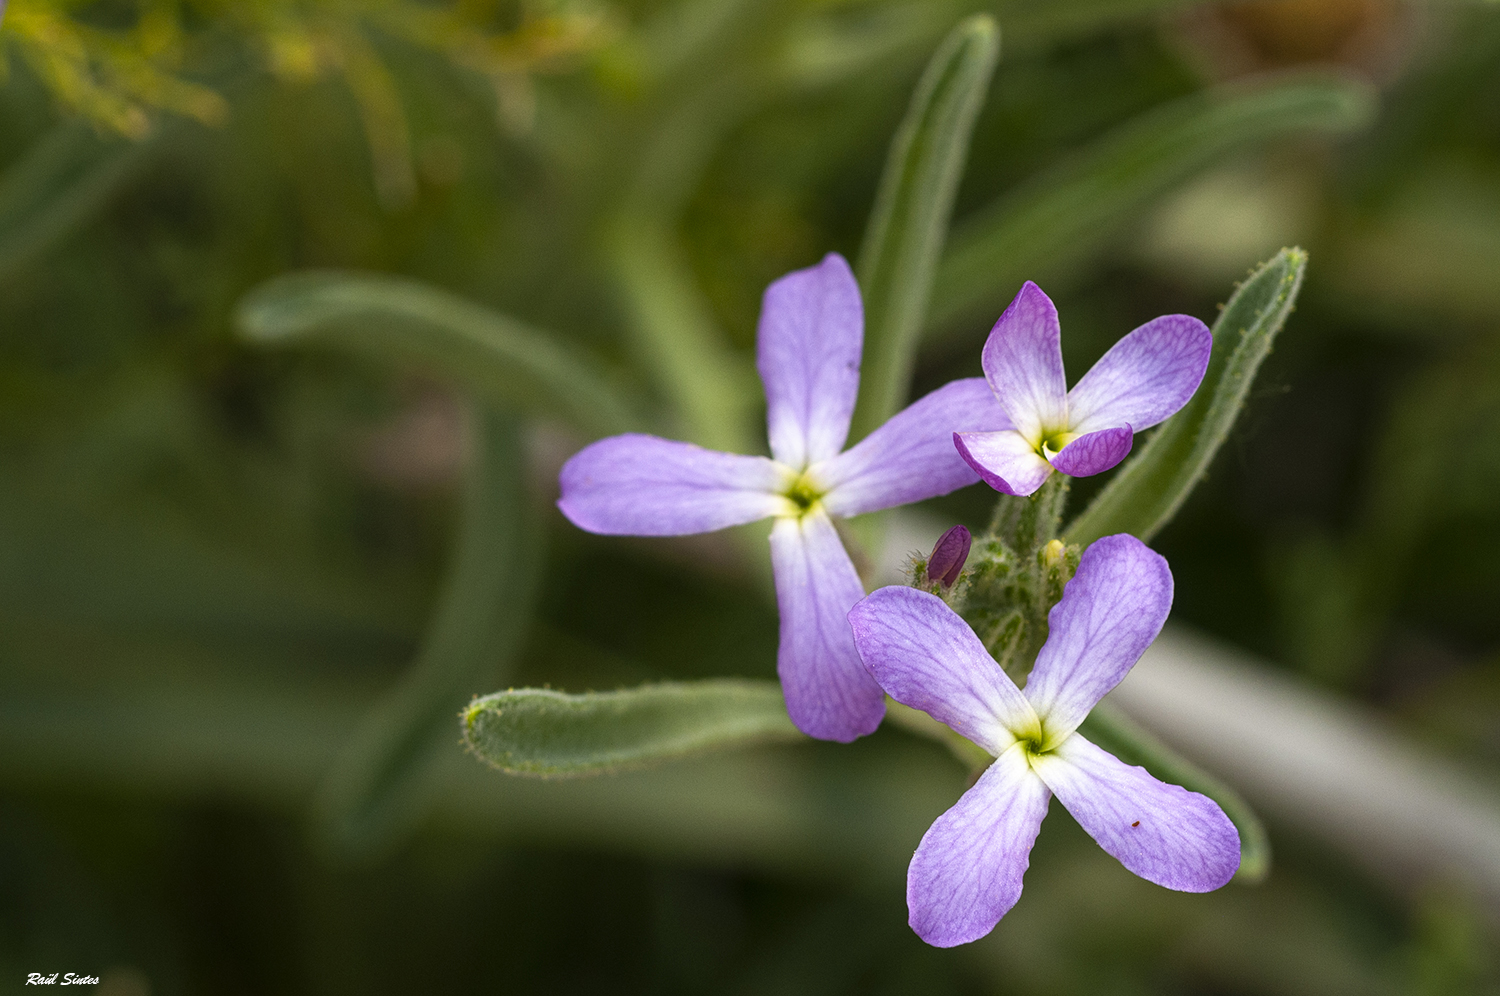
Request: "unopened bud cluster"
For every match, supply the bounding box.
[905,475,1081,682]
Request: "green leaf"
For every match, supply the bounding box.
[236,271,642,439]
[0,121,158,279]
[1066,247,1307,545]
[928,77,1369,336]
[463,679,801,777]
[1079,701,1271,883]
[849,13,999,442]
[604,213,759,454]
[313,407,541,861]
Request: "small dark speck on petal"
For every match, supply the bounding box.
[1131,821,1140,827]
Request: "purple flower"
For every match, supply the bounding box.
[953,282,1212,497]
[848,534,1239,947]
[558,253,1009,742]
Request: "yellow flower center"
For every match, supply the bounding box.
[1012,715,1064,759]
[782,472,824,517]
[1039,430,1078,461]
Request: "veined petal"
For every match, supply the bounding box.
[1049,425,1133,478]
[819,378,1010,517]
[907,745,1051,947]
[1066,314,1211,435]
[559,434,788,536]
[770,510,885,742]
[1031,733,1239,892]
[1023,534,1172,740]
[848,586,1036,755]
[980,281,1067,442]
[953,429,1053,497]
[757,253,864,469]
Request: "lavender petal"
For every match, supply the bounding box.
[1023,534,1172,740]
[907,745,1051,947]
[757,253,864,470]
[848,586,1036,755]
[952,429,1053,497]
[1032,733,1239,892]
[558,433,789,536]
[980,281,1068,442]
[1049,426,1133,478]
[770,510,885,742]
[819,378,1009,516]
[1066,314,1212,436]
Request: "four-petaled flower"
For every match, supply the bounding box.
[557,253,1008,742]
[954,281,1212,497]
[848,533,1240,947]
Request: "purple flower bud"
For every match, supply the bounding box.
[928,525,972,588]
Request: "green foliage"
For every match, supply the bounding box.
[1067,247,1308,545]
[5,0,1500,989]
[940,476,1078,678]
[604,213,758,452]
[930,78,1368,336]
[849,13,999,442]
[0,120,157,278]
[463,680,801,777]
[313,407,540,861]
[237,270,643,439]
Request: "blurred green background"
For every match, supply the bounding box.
[3,0,1500,993]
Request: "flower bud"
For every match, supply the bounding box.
[928,525,972,588]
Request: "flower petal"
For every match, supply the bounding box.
[1048,425,1133,478]
[559,434,789,536]
[980,281,1067,442]
[952,429,1053,497]
[907,745,1051,947]
[819,378,1010,516]
[757,253,864,469]
[1031,733,1239,892]
[1023,534,1172,740]
[1066,314,1212,435]
[770,510,885,742]
[848,586,1035,755]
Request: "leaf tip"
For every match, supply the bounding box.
[957,11,999,44]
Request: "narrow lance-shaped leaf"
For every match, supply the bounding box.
[1066,248,1307,545]
[1079,701,1272,883]
[463,679,802,777]
[0,121,159,279]
[849,13,999,443]
[236,271,642,440]
[927,77,1369,338]
[313,406,540,861]
[605,212,760,455]
[780,0,1241,92]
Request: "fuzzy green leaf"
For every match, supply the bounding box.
[929,77,1368,336]
[849,13,999,442]
[463,680,802,778]
[1067,248,1307,545]
[237,271,641,438]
